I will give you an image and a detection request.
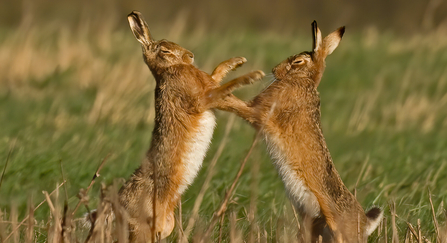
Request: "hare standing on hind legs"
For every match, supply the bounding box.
[227,22,382,242]
[119,11,265,242]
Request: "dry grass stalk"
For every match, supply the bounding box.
[275,212,296,243]
[4,181,66,242]
[201,132,260,241]
[0,155,10,190]
[85,198,110,243]
[404,226,410,243]
[442,225,447,243]
[0,140,16,190]
[248,134,261,243]
[43,190,63,243]
[298,215,312,242]
[229,211,242,243]
[443,210,447,243]
[106,207,114,243]
[84,183,127,243]
[282,206,291,242]
[406,221,419,242]
[418,219,422,243]
[217,213,225,243]
[111,188,129,243]
[10,205,18,243]
[72,154,110,216]
[60,160,69,204]
[176,200,184,242]
[290,204,302,241]
[404,220,433,243]
[61,203,74,243]
[390,201,399,243]
[354,156,369,198]
[384,216,388,243]
[25,200,34,243]
[428,190,441,242]
[0,210,6,242]
[275,217,282,242]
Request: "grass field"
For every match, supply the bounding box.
[1,18,447,242]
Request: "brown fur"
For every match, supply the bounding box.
[226,21,382,242]
[119,11,264,242]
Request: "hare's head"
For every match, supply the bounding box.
[128,11,194,71]
[273,21,345,87]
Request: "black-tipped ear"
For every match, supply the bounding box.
[339,26,346,38]
[128,11,154,46]
[312,21,317,51]
[312,21,322,52]
[321,26,345,56]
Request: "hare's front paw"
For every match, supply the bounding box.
[227,57,247,69]
[245,70,265,84]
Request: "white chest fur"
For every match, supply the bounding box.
[177,111,216,195]
[265,134,321,218]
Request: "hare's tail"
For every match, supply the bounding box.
[365,207,383,236]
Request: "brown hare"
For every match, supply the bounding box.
[226,22,382,242]
[119,11,265,242]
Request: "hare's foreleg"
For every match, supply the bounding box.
[208,70,264,100]
[211,57,247,83]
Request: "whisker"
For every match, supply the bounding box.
[260,74,276,91]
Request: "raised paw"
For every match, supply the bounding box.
[227,57,247,70]
[212,57,248,83]
[244,70,265,84]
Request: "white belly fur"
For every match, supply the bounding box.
[265,134,321,218]
[177,111,216,195]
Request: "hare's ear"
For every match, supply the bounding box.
[128,11,154,46]
[312,21,322,53]
[321,26,345,56]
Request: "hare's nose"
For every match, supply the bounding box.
[183,52,194,64]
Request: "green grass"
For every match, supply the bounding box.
[1,21,447,242]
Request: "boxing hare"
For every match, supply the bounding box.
[227,21,382,242]
[119,11,265,242]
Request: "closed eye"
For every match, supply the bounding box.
[160,47,171,54]
[292,59,303,65]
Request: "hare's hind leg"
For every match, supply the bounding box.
[309,216,338,243]
[159,211,175,240]
[211,57,247,82]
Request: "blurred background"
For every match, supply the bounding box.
[1,0,447,33]
[1,0,447,241]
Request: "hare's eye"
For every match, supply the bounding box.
[160,48,171,54]
[292,59,304,65]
